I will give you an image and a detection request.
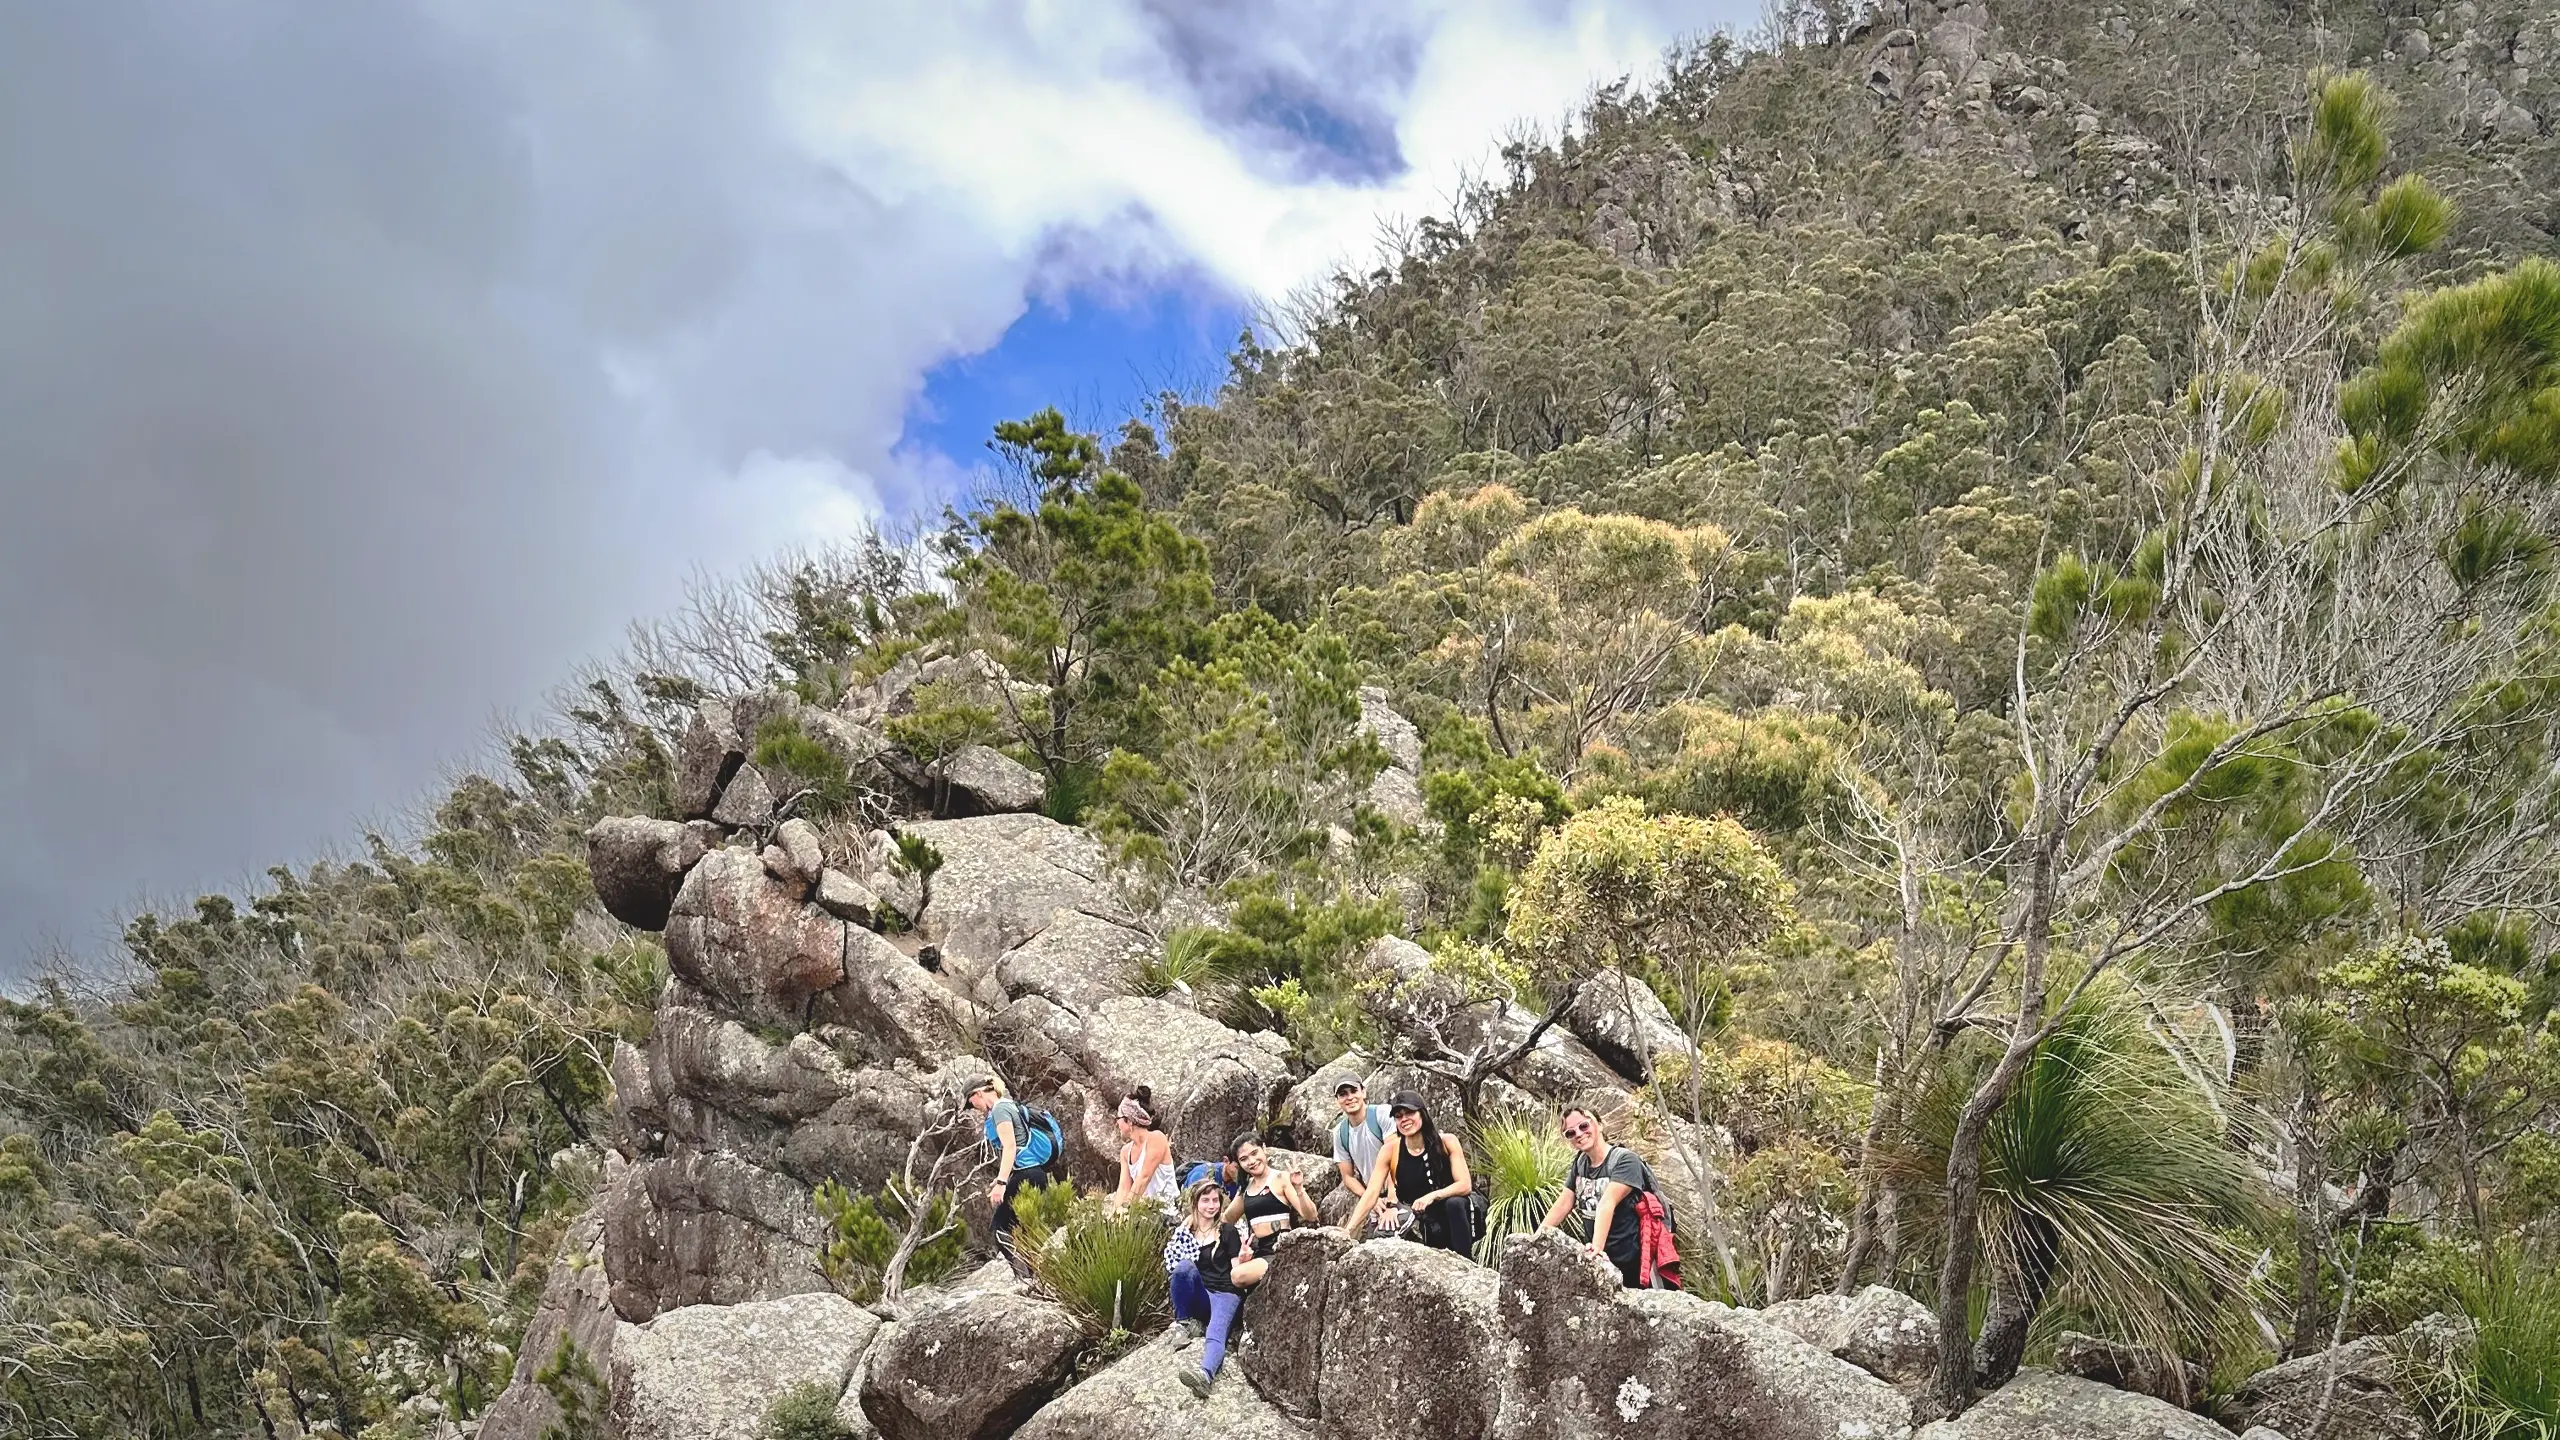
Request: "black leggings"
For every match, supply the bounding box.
[994,1163,1055,1273]
[1414,1194,1476,1257]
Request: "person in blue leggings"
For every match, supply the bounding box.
[1162,1180,1224,1337]
[1179,1200,1271,1397]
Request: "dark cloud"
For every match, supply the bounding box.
[0,2,1021,977]
[1134,0,1422,183]
[0,0,1722,981]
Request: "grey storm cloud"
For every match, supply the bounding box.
[0,2,1029,977]
[0,0,1719,980]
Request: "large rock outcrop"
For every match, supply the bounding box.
[1563,970,1698,1082]
[1073,996,1293,1163]
[1317,1239,1506,1440]
[1233,1226,1356,1422]
[588,816,722,931]
[611,1292,881,1440]
[1493,1231,1917,1440]
[1914,1369,2236,1440]
[860,1288,1086,1440]
[994,909,1156,1015]
[1761,1284,1941,1387]
[609,1010,986,1190]
[665,847,858,1033]
[1016,1332,1310,1440]
[899,813,1136,1005]
[2230,1335,2428,1440]
[599,1149,830,1322]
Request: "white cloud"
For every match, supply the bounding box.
[0,0,1740,972]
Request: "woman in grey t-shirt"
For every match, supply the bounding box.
[1537,1104,1650,1287]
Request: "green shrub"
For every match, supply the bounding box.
[812,1179,965,1303]
[1008,1173,1081,1253]
[760,1379,854,1440]
[754,715,857,821]
[1024,1191,1171,1340]
[2419,1261,2560,1440]
[1133,926,1239,1000]
[1471,1109,1571,1263]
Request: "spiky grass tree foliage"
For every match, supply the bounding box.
[1884,980,2265,1389]
[2420,1261,2560,1440]
[1022,1191,1171,1343]
[1471,1109,1573,1264]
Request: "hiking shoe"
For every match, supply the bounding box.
[1180,1365,1212,1399]
[1182,1319,1207,1341]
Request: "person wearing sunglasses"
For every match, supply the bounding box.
[1537,1104,1649,1287]
[1341,1091,1475,1255]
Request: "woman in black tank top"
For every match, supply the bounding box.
[1220,1136,1318,1238]
[1342,1091,1475,1257]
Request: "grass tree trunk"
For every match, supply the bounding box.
[1973,1213,2061,1389]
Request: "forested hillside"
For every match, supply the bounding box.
[8,1,2560,1436]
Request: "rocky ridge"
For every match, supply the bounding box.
[482,671,2418,1439]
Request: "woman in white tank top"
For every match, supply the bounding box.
[1111,1087,1179,1210]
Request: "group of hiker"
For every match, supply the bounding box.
[967,1072,1681,1402]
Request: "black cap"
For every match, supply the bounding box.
[1334,1079,1364,1095]
[1387,1090,1426,1115]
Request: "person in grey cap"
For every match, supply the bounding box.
[1341,1090,1475,1255]
[1328,1078,1394,1192]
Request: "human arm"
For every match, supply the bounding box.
[1411,1135,1473,1211]
[1584,1181,1633,1254]
[1279,1167,1319,1222]
[1109,1141,1135,1207]
[1330,1124,1360,1191]
[1537,1182,1576,1234]
[1341,1146,1395,1234]
[985,1115,1018,1205]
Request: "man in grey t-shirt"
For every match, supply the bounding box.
[1537,1104,1650,1287]
[1327,1079,1394,1191]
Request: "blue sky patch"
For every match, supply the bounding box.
[904,277,1250,482]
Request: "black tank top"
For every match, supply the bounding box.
[1240,1178,1294,1236]
[1393,1136,1444,1204]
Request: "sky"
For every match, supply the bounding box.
[0,0,1746,981]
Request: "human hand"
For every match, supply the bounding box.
[986,1182,1006,1206]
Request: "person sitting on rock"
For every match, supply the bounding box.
[1327,1078,1395,1193]
[1221,1135,1317,1243]
[1179,1190,1273,1399]
[1162,1178,1223,1340]
[1341,1091,1475,1256]
[1536,1104,1651,1287]
[1110,1087,1178,1213]
[967,1075,1058,1279]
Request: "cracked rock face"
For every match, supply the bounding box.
[599,1149,829,1323]
[666,847,853,1032]
[1318,1240,1505,1440]
[1493,1230,1916,1440]
[1914,1369,2233,1440]
[860,1288,1086,1440]
[612,1292,881,1440]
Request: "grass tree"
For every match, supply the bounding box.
[1890,980,2263,1390]
[1925,73,2560,1412]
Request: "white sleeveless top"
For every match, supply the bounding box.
[1126,1141,1178,1207]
